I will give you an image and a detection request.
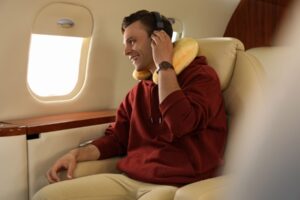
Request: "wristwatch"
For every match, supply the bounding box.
[157,61,174,73]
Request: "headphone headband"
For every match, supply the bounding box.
[152,11,164,30]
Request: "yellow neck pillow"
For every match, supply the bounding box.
[132,37,199,84]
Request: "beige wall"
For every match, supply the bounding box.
[0,0,240,120]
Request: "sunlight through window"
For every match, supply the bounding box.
[27,34,83,97]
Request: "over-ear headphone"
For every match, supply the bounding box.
[152,11,164,30]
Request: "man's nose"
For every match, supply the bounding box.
[124,45,131,56]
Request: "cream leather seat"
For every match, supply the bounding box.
[59,37,266,200]
[174,38,266,200]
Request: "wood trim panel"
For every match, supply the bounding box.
[224,0,294,49]
[1,110,116,137]
[0,122,27,137]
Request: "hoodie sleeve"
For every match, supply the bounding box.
[159,57,224,138]
[91,93,132,160]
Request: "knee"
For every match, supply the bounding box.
[32,183,62,200]
[32,187,49,200]
[137,185,178,200]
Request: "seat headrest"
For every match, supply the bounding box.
[197,37,244,90]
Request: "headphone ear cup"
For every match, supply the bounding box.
[152,12,164,30]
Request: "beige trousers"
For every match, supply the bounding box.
[32,173,178,200]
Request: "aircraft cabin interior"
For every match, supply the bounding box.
[1,0,299,199]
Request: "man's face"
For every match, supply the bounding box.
[123,21,154,72]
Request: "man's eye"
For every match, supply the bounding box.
[128,40,135,45]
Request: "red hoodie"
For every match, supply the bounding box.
[92,56,227,186]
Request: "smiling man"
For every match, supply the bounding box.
[33,10,227,200]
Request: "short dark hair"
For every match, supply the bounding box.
[121,10,173,39]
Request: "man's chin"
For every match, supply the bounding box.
[135,66,147,72]
[133,62,149,71]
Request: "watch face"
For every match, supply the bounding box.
[159,61,173,70]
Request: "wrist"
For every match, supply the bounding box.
[72,144,100,161]
[157,61,174,73]
[69,148,80,160]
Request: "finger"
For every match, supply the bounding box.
[160,30,168,37]
[158,30,172,42]
[46,170,54,183]
[67,161,76,179]
[151,34,158,45]
[47,168,59,183]
[154,30,167,39]
[49,165,61,183]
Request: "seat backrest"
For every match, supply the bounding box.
[197,37,244,91]
[197,38,266,166]
[246,47,288,83]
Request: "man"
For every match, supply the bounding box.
[33,10,227,200]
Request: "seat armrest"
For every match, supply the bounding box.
[174,175,229,200]
[60,157,121,180]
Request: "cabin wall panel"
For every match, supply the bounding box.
[0,135,28,200]
[27,123,109,199]
[0,0,240,121]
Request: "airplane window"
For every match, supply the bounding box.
[27,2,93,101]
[27,34,84,98]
